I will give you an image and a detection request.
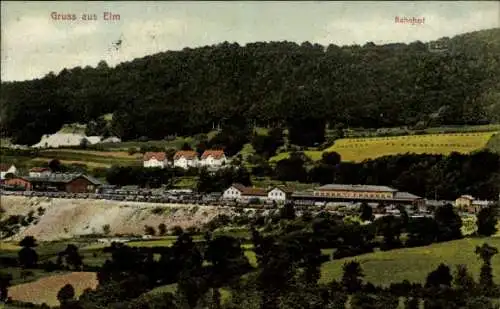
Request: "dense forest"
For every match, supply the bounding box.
[1,29,499,145]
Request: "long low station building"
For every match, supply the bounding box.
[291,184,424,207]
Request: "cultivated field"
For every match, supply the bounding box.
[8,272,98,306]
[271,132,498,163]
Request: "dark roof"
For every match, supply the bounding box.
[229,183,267,196]
[393,192,422,201]
[268,186,294,194]
[25,173,101,185]
[316,184,398,192]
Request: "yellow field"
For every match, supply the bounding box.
[8,272,98,306]
[41,149,141,159]
[0,242,21,251]
[271,132,497,163]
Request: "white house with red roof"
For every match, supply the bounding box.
[173,150,199,169]
[0,164,17,180]
[29,167,52,178]
[200,150,228,169]
[143,152,168,169]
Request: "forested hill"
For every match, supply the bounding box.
[1,28,499,145]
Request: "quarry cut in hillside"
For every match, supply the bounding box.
[0,196,237,241]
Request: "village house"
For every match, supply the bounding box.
[27,173,102,193]
[173,150,199,169]
[455,195,494,214]
[29,167,52,178]
[143,152,169,169]
[222,183,268,202]
[2,177,33,191]
[267,186,294,203]
[0,164,17,180]
[200,150,228,169]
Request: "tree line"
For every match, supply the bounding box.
[1,29,499,145]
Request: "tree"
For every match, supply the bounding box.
[158,223,167,236]
[434,204,462,242]
[321,151,341,166]
[453,264,475,293]
[425,263,452,288]
[57,284,75,305]
[18,236,38,268]
[359,202,373,221]
[58,244,83,270]
[102,224,111,235]
[476,206,498,236]
[144,225,156,236]
[279,202,296,221]
[79,137,89,149]
[475,243,498,293]
[341,261,364,293]
[0,271,13,302]
[181,142,193,151]
[49,159,62,172]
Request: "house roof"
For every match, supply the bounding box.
[229,183,267,196]
[268,186,294,194]
[458,195,475,200]
[30,167,50,172]
[242,187,267,196]
[393,191,422,201]
[0,164,13,172]
[201,150,225,159]
[174,150,198,160]
[143,152,166,162]
[316,184,398,193]
[3,176,31,183]
[25,173,101,185]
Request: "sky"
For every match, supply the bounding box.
[1,1,499,82]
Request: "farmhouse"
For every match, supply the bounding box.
[173,150,199,169]
[291,184,424,207]
[26,173,102,193]
[200,150,228,169]
[0,164,17,180]
[29,167,52,178]
[222,183,268,202]
[143,152,168,169]
[455,195,494,213]
[267,186,294,203]
[2,177,33,191]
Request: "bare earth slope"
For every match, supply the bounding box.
[1,196,237,241]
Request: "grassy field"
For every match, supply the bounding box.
[271,132,498,163]
[319,237,500,286]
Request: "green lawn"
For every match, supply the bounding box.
[319,237,500,286]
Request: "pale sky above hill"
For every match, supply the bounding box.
[1,1,499,81]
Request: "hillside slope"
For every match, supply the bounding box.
[1,28,499,145]
[1,196,237,241]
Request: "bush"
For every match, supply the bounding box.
[171,226,183,236]
[144,225,156,236]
